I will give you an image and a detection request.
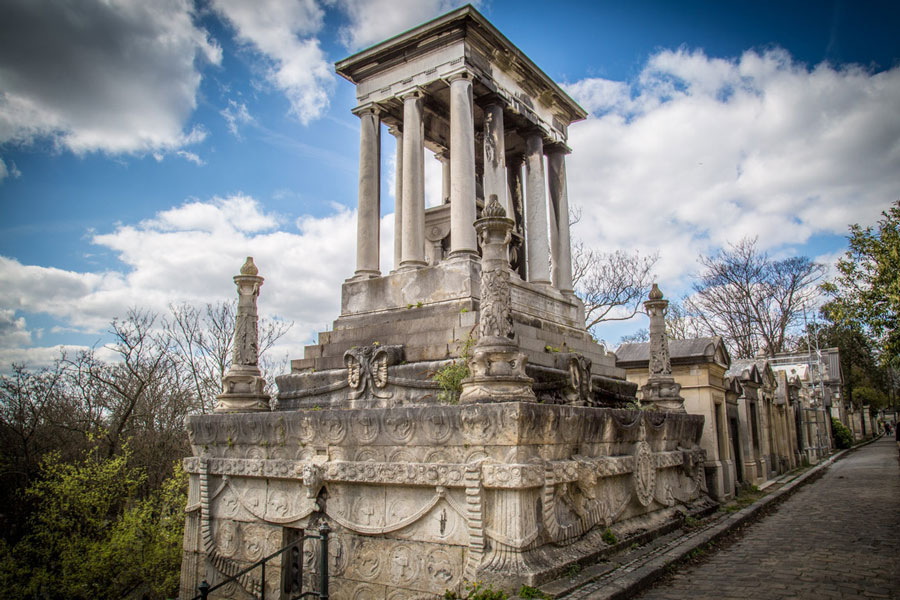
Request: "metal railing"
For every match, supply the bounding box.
[192,523,330,600]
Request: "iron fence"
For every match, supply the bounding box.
[192,522,329,600]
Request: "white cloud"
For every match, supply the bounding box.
[0,0,221,155]
[0,157,22,182]
[212,0,333,124]
[0,309,32,348]
[221,100,254,137]
[0,195,361,369]
[176,150,205,165]
[565,48,900,290]
[334,0,478,51]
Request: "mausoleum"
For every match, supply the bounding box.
[179,7,714,599]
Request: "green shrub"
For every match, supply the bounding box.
[831,417,854,449]
[433,333,475,403]
[518,585,551,599]
[444,581,508,600]
[602,528,618,545]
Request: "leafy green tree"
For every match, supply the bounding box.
[823,201,900,362]
[0,447,186,600]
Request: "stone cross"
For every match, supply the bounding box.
[640,283,684,412]
[215,257,271,413]
[459,196,535,404]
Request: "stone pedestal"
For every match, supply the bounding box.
[460,196,534,404]
[640,284,685,413]
[216,258,270,413]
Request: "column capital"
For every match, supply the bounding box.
[476,91,506,109]
[444,68,475,85]
[398,87,426,101]
[352,103,382,117]
[544,141,572,155]
[387,125,402,138]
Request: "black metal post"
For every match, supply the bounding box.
[318,523,330,600]
[261,558,266,600]
[198,580,210,600]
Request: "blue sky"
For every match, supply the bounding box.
[1,0,899,369]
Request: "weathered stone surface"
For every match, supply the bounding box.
[182,405,708,597]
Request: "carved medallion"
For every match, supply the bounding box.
[352,412,380,443]
[323,413,347,443]
[426,547,457,587]
[215,519,239,557]
[632,441,657,507]
[384,411,415,443]
[423,409,453,443]
[390,545,419,585]
[460,406,493,443]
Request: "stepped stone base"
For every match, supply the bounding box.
[180,403,709,598]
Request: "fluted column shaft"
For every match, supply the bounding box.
[482,102,508,215]
[400,93,426,269]
[547,148,573,294]
[389,127,403,271]
[525,132,550,284]
[448,74,478,258]
[355,108,381,278]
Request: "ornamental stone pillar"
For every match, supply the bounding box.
[525,131,551,284]
[547,148,573,295]
[482,101,508,215]
[640,283,685,412]
[400,92,426,269]
[460,195,535,404]
[389,126,403,271]
[354,107,381,278]
[448,73,478,258]
[216,257,270,413]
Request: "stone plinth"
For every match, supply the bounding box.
[181,404,710,598]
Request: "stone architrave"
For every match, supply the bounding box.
[216,257,270,412]
[640,283,685,412]
[459,196,536,404]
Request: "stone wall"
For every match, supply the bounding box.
[181,403,710,598]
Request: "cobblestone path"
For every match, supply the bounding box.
[632,438,900,600]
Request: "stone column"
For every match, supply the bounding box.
[482,101,508,214]
[460,196,535,404]
[507,153,527,280]
[640,284,685,412]
[355,107,381,278]
[547,148,574,295]
[216,257,270,413]
[524,131,550,284]
[437,151,451,204]
[448,73,478,258]
[389,126,403,271]
[400,91,426,269]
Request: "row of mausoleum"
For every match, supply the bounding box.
[615,325,875,502]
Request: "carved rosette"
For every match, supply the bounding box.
[640,284,685,412]
[216,257,270,413]
[460,196,535,404]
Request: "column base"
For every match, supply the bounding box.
[397,260,428,271]
[448,249,479,261]
[351,269,381,280]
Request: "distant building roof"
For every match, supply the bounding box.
[616,337,730,369]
